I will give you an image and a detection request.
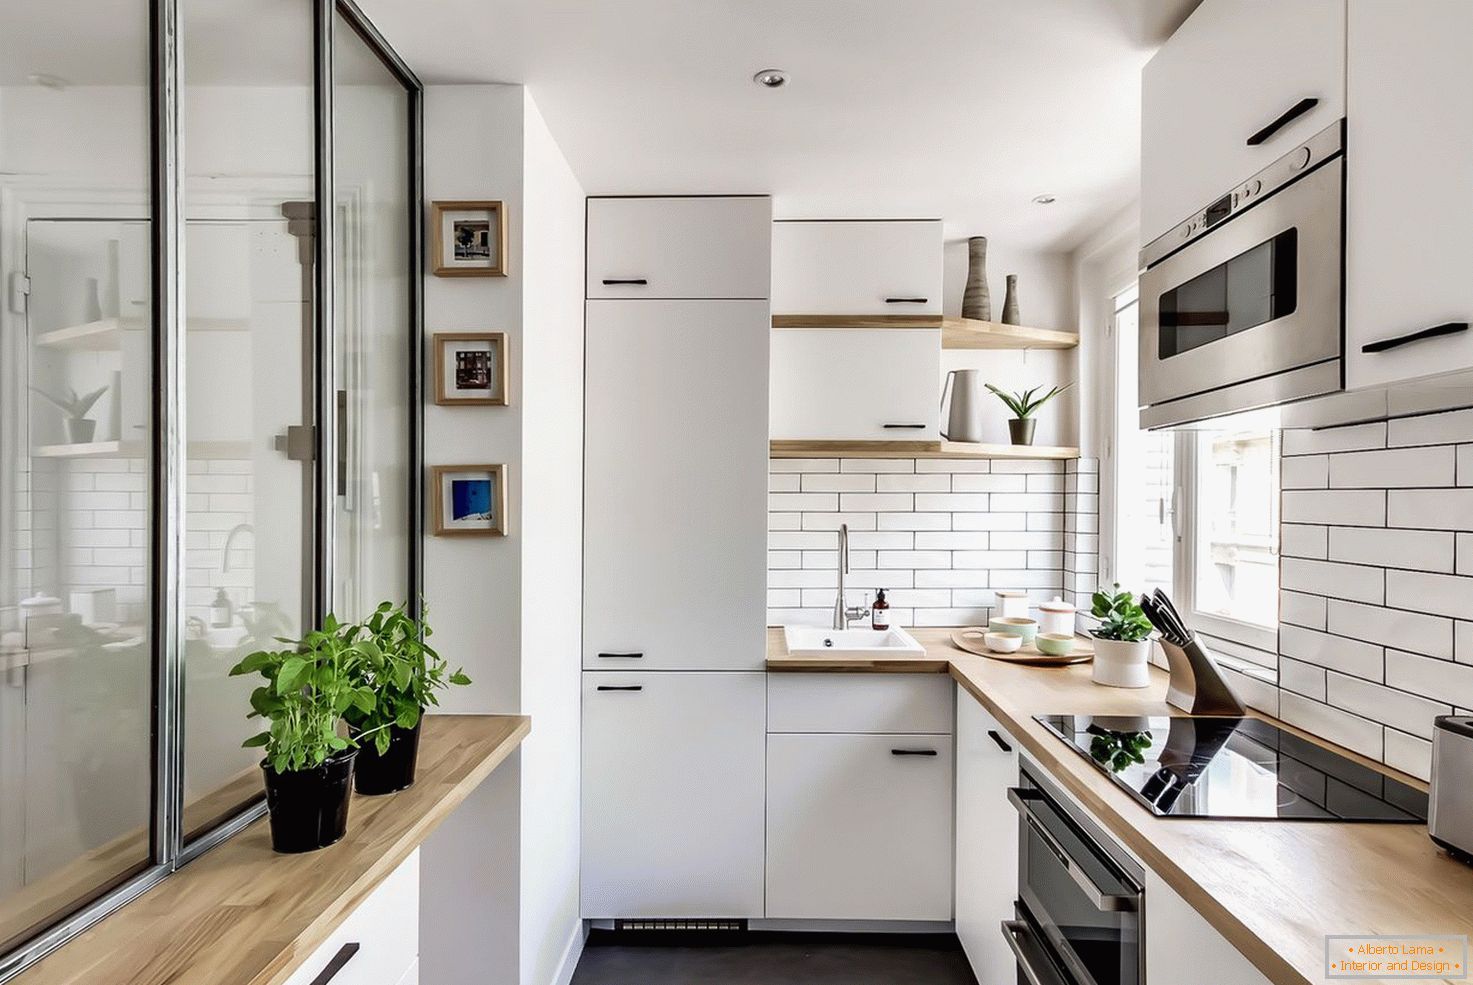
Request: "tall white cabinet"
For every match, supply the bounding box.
[581,195,770,920]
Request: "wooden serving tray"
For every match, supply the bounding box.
[949,628,1093,666]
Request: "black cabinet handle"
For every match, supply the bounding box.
[882,423,927,429]
[308,944,360,985]
[891,748,938,756]
[987,729,1013,754]
[596,685,642,692]
[1246,97,1318,146]
[884,297,929,304]
[597,651,644,659]
[1361,321,1468,354]
[601,278,648,286]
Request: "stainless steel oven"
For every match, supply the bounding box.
[1005,765,1145,985]
[1138,120,1345,429]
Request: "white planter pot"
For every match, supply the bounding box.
[1090,637,1152,689]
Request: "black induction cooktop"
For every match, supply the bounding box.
[1036,714,1428,822]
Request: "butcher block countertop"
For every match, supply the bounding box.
[14,714,530,985]
[768,627,1473,985]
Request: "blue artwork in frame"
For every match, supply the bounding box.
[432,464,506,536]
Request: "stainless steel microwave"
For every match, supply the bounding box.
[1138,121,1345,429]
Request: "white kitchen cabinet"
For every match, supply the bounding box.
[766,732,953,921]
[1344,0,1473,390]
[771,220,942,315]
[583,298,768,670]
[767,673,953,735]
[586,197,771,300]
[581,672,766,918]
[1146,870,1273,985]
[769,327,941,441]
[954,690,1020,985]
[281,850,419,985]
[1141,0,1345,245]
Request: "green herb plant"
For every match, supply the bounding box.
[984,382,1071,420]
[342,601,471,755]
[1088,728,1154,773]
[229,614,376,773]
[1089,584,1154,642]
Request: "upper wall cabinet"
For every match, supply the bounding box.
[586,197,771,299]
[1140,0,1346,246]
[1344,0,1473,389]
[772,220,942,317]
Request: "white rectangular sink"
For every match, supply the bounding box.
[782,624,926,659]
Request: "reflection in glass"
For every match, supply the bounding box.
[179,0,316,840]
[333,13,412,620]
[0,1,155,950]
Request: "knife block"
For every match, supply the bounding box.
[1159,635,1248,716]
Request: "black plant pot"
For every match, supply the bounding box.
[353,720,422,795]
[261,749,357,854]
[1008,417,1037,446]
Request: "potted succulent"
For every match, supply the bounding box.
[342,601,470,795]
[31,385,108,444]
[229,615,375,853]
[1088,584,1155,689]
[985,382,1070,446]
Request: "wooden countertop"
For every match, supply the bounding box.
[14,714,529,985]
[768,627,1473,985]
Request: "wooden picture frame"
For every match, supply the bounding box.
[430,464,507,537]
[430,200,507,277]
[433,332,508,405]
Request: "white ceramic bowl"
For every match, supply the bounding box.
[985,631,1024,654]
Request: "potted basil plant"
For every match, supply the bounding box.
[229,615,375,853]
[1088,584,1155,689]
[985,382,1070,446]
[343,601,470,795]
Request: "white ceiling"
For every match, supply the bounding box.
[357,0,1201,251]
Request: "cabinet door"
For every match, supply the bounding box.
[771,220,942,315]
[766,733,953,920]
[770,328,941,440]
[281,850,419,985]
[586,197,770,300]
[954,691,1020,985]
[1146,870,1273,985]
[1344,0,1473,390]
[581,672,766,918]
[584,300,768,670]
[1141,0,1345,245]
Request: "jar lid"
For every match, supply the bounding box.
[1039,599,1075,613]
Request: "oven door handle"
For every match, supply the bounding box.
[1008,788,1138,912]
[1001,920,1073,985]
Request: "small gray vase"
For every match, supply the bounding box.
[962,237,991,321]
[1000,274,1021,326]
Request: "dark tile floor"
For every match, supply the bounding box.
[570,936,979,985]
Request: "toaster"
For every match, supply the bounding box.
[1430,716,1473,862]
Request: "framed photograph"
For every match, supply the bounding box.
[430,200,506,277]
[431,464,507,537]
[433,332,508,405]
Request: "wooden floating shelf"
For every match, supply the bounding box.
[34,440,253,460]
[772,314,942,329]
[35,317,250,352]
[942,317,1079,350]
[770,439,1079,461]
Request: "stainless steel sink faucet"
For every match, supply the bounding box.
[832,523,870,630]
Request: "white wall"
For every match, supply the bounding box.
[516,89,586,985]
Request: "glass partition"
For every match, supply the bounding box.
[0,0,156,952]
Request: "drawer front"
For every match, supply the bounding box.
[772,220,942,315]
[767,673,953,734]
[281,851,419,985]
[587,197,771,300]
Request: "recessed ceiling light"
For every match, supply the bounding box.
[28,73,70,90]
[753,69,787,89]
[1031,194,1057,205]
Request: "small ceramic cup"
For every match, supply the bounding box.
[984,631,1023,654]
[988,616,1037,645]
[1035,632,1076,656]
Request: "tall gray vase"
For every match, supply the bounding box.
[1000,274,1021,325]
[962,237,991,321]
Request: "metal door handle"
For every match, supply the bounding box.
[601,278,648,286]
[1001,921,1070,985]
[1007,788,1136,912]
[884,297,928,304]
[891,748,938,756]
[596,685,642,692]
[307,943,359,985]
[987,729,1013,753]
[597,652,644,659]
[1246,97,1318,146]
[335,389,347,497]
[882,423,927,429]
[1360,321,1468,354]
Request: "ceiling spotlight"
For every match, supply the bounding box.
[1031,194,1057,205]
[753,69,787,89]
[28,73,70,91]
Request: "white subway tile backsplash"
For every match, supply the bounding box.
[990,493,1065,512]
[1278,692,1383,760]
[1279,624,1383,679]
[1280,524,1328,560]
[1460,533,1473,575]
[1280,558,1384,604]
[1279,657,1327,701]
[1326,599,1453,660]
[953,512,1029,531]
[1326,672,1449,740]
[800,473,874,493]
[770,458,839,473]
[912,607,992,627]
[913,531,991,550]
[1459,444,1473,486]
[770,492,838,511]
[846,531,915,550]
[1388,489,1473,530]
[1328,526,1455,573]
[877,550,950,569]
[952,550,1029,569]
[770,530,837,550]
[802,549,876,570]
[1458,622,1473,664]
[991,460,1064,474]
[1387,407,1473,447]
[876,474,950,493]
[1281,489,1386,526]
[916,569,996,588]
[1385,570,1473,621]
[878,512,951,531]
[769,512,802,531]
[767,588,802,607]
[1280,455,1329,489]
[1280,590,1327,630]
[839,493,914,512]
[1384,729,1432,782]
[769,474,801,492]
[992,531,1065,551]
[801,512,877,531]
[769,568,838,589]
[1327,446,1456,488]
[1282,422,1387,456]
[840,458,914,473]
[1385,649,1473,704]
[915,492,990,511]
[951,474,1027,493]
[916,459,991,473]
